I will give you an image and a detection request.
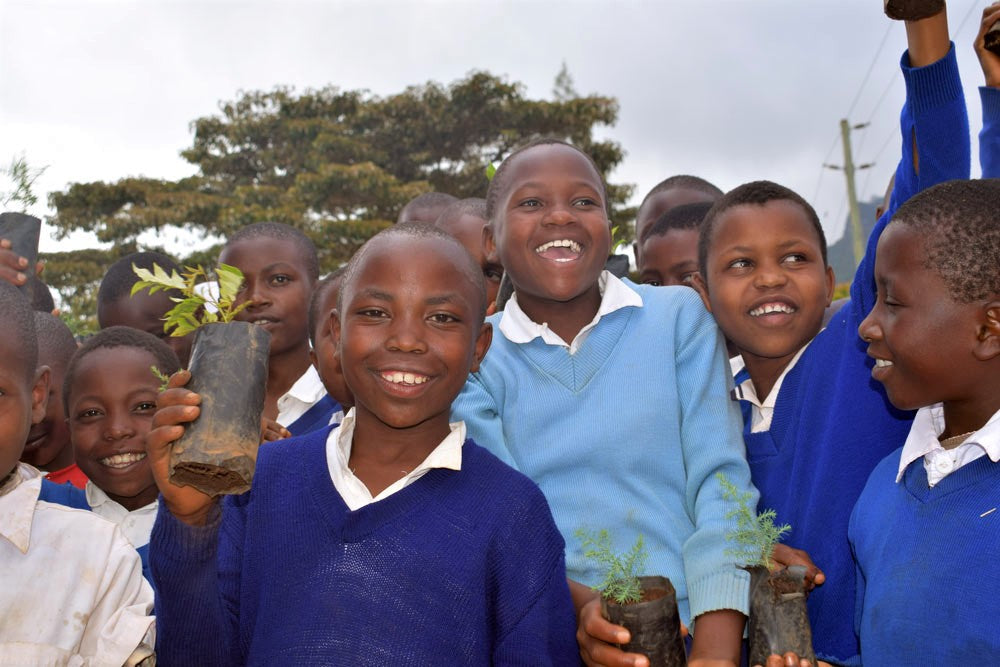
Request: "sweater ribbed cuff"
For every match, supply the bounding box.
[980,86,1000,123]
[151,498,222,563]
[687,568,750,621]
[901,43,962,113]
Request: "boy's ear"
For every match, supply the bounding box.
[973,302,1000,361]
[31,365,50,425]
[469,322,493,374]
[330,310,342,351]
[483,224,500,266]
[824,265,836,307]
[692,272,712,312]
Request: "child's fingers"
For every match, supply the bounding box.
[165,369,192,390]
[758,654,810,667]
[577,599,648,667]
[0,243,29,286]
[770,544,825,589]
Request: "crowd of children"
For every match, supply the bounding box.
[2,2,1000,664]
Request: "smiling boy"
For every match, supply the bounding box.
[850,178,1000,664]
[147,224,577,664]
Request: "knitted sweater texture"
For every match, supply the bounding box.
[150,427,578,666]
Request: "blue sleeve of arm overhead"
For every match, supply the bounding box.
[150,500,242,666]
[979,86,1000,177]
[850,43,970,320]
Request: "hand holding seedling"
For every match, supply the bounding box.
[576,595,649,667]
[145,369,217,525]
[0,238,43,287]
[769,545,825,592]
[261,417,291,443]
[975,3,1000,88]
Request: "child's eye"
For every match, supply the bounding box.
[429,313,460,324]
[357,307,388,318]
[680,273,697,286]
[640,276,662,286]
[270,274,291,286]
[782,253,807,265]
[727,258,752,270]
[135,401,157,413]
[76,408,103,420]
[517,198,542,208]
[484,267,503,283]
[573,197,598,207]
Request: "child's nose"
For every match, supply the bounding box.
[385,316,427,353]
[753,263,788,288]
[858,309,882,343]
[243,280,270,308]
[542,203,575,225]
[105,417,136,440]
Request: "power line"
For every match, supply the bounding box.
[846,23,894,120]
[952,0,981,41]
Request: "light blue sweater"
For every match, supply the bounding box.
[452,283,756,626]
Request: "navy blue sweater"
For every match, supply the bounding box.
[150,427,578,665]
[738,46,969,666]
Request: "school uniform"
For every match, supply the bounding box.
[0,463,154,665]
[87,481,157,584]
[277,364,341,436]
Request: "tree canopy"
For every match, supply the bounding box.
[43,68,632,332]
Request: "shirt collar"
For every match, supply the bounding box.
[329,407,466,480]
[498,271,643,354]
[732,342,811,409]
[896,404,1000,482]
[0,463,43,554]
[281,365,327,405]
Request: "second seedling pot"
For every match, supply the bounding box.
[602,576,687,667]
[883,0,945,21]
[0,212,41,294]
[746,565,817,667]
[169,321,270,496]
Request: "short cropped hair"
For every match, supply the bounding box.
[34,312,77,369]
[435,198,488,228]
[26,275,55,313]
[97,251,182,309]
[340,223,487,321]
[397,192,459,225]
[485,137,608,223]
[699,180,827,276]
[639,175,723,209]
[62,326,181,415]
[307,266,347,347]
[640,202,714,245]
[226,222,320,281]
[891,178,1000,303]
[0,281,38,381]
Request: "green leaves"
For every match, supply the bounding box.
[130,262,250,337]
[717,472,791,569]
[576,529,648,605]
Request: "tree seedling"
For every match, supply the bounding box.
[717,472,790,569]
[130,262,250,337]
[576,528,648,604]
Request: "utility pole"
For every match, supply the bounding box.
[824,119,873,268]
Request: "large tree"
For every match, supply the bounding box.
[44,68,632,332]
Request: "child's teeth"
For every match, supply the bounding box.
[382,372,428,385]
[100,452,147,468]
[536,239,582,253]
[875,359,893,368]
[750,303,796,317]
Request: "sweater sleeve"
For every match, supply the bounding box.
[979,86,1000,177]
[673,291,756,620]
[850,44,970,319]
[149,500,240,666]
[452,362,518,470]
[488,481,579,665]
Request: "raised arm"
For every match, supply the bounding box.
[975,2,1000,177]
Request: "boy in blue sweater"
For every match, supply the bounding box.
[147,224,578,665]
[451,139,757,666]
[694,7,969,666]
[850,178,1000,664]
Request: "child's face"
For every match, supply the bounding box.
[21,353,71,470]
[639,229,700,288]
[487,144,610,311]
[67,347,160,510]
[310,279,354,409]
[438,213,503,307]
[220,238,313,357]
[859,224,984,412]
[333,236,491,434]
[634,187,718,260]
[99,292,193,367]
[0,338,48,480]
[701,200,833,367]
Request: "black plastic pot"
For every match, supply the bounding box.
[746,565,816,667]
[602,576,687,667]
[169,321,270,496]
[883,0,945,21]
[0,212,41,294]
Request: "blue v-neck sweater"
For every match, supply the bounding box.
[849,452,1000,664]
[737,46,969,666]
[150,427,578,666]
[453,284,757,628]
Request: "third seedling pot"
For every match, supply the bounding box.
[746,565,817,667]
[0,212,40,295]
[602,576,687,667]
[169,321,270,496]
[883,0,945,21]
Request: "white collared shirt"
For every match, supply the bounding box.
[896,405,1000,487]
[326,408,466,511]
[0,463,155,665]
[732,343,811,433]
[277,364,329,428]
[86,481,158,549]
[499,271,643,355]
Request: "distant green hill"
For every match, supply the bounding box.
[827,196,882,285]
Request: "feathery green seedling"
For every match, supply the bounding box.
[577,529,648,604]
[717,472,790,569]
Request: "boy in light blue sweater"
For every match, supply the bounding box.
[452,139,756,666]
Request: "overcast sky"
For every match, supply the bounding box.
[0,0,992,258]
